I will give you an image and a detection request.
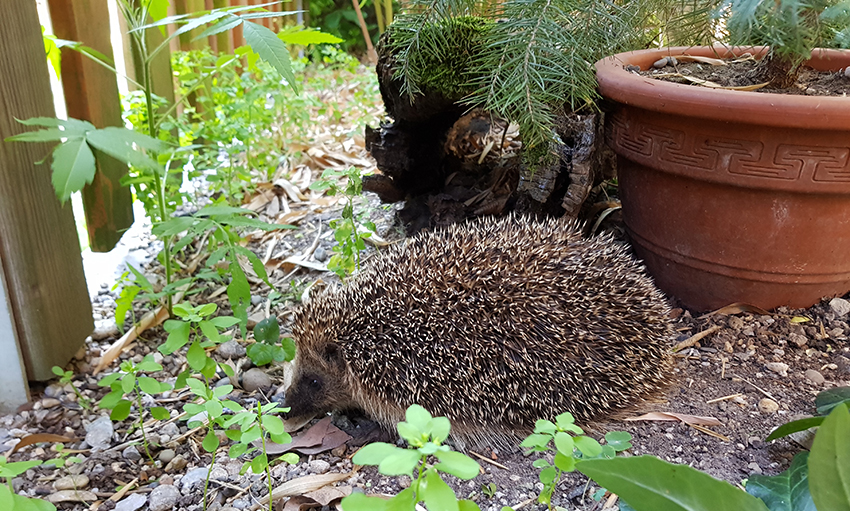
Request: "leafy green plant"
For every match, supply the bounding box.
[7,0,311,314]
[97,355,172,462]
[159,302,241,365]
[247,317,297,367]
[42,444,82,471]
[309,167,376,277]
[0,456,55,511]
[384,0,706,154]
[721,0,850,87]
[521,412,631,508]
[154,206,293,334]
[221,401,297,511]
[575,395,850,511]
[481,482,496,498]
[49,367,91,410]
[765,386,850,441]
[342,404,482,511]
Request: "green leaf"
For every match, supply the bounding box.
[397,422,421,444]
[111,399,132,421]
[520,433,550,449]
[458,500,481,511]
[352,442,399,466]
[198,321,221,345]
[254,317,280,344]
[150,407,170,420]
[120,373,135,394]
[746,452,815,511]
[766,417,825,442]
[577,455,771,511]
[405,404,432,433]
[270,432,292,445]
[98,389,124,409]
[433,450,480,480]
[5,127,69,143]
[186,341,208,372]
[138,377,163,395]
[574,436,603,458]
[160,320,191,355]
[98,373,121,387]
[539,466,558,485]
[85,127,164,170]
[203,430,220,453]
[0,485,12,511]
[554,450,576,472]
[214,385,234,398]
[229,442,248,458]
[242,21,297,92]
[277,26,343,45]
[263,415,285,436]
[378,448,422,477]
[49,137,97,203]
[431,416,451,444]
[341,492,389,511]
[136,355,163,372]
[13,492,58,511]
[206,399,224,419]
[422,469,459,511]
[210,316,241,328]
[535,419,557,435]
[554,432,575,456]
[808,403,850,511]
[245,343,275,367]
[281,452,300,465]
[250,453,268,474]
[605,431,633,451]
[815,387,850,416]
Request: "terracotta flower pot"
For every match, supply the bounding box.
[595,46,850,312]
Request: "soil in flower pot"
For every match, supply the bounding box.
[638,53,850,96]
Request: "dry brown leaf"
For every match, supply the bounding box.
[251,473,353,510]
[670,54,727,65]
[277,210,309,225]
[625,411,722,426]
[10,433,75,454]
[265,417,351,455]
[700,302,771,319]
[304,486,353,506]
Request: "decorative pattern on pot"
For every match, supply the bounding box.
[595,46,850,312]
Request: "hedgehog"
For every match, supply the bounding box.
[284,214,673,448]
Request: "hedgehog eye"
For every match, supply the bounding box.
[308,378,321,390]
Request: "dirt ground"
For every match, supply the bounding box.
[5,189,848,511]
[637,55,850,96]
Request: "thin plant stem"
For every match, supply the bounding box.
[256,403,274,511]
[135,391,154,463]
[203,438,217,511]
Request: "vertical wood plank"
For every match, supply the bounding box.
[213,0,233,54]
[47,0,135,253]
[0,0,93,382]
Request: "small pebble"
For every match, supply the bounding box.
[805,369,825,385]
[48,490,97,503]
[747,462,763,475]
[242,368,272,392]
[54,475,89,491]
[114,493,147,511]
[766,362,789,376]
[314,246,328,262]
[148,484,180,511]
[123,445,142,462]
[165,455,188,473]
[159,449,176,464]
[830,297,850,317]
[216,340,246,360]
[308,459,330,474]
[40,398,60,409]
[84,416,114,450]
[758,398,779,414]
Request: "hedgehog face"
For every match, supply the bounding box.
[285,342,356,419]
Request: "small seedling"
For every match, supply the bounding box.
[521,412,631,509]
[98,355,172,462]
[246,317,296,367]
[342,404,482,511]
[310,167,375,278]
[50,367,91,410]
[0,456,56,511]
[42,444,82,470]
[482,482,497,498]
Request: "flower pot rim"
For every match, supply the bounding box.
[595,45,850,130]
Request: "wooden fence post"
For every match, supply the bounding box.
[47,0,135,253]
[0,0,93,398]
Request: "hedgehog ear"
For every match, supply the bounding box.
[323,343,345,369]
